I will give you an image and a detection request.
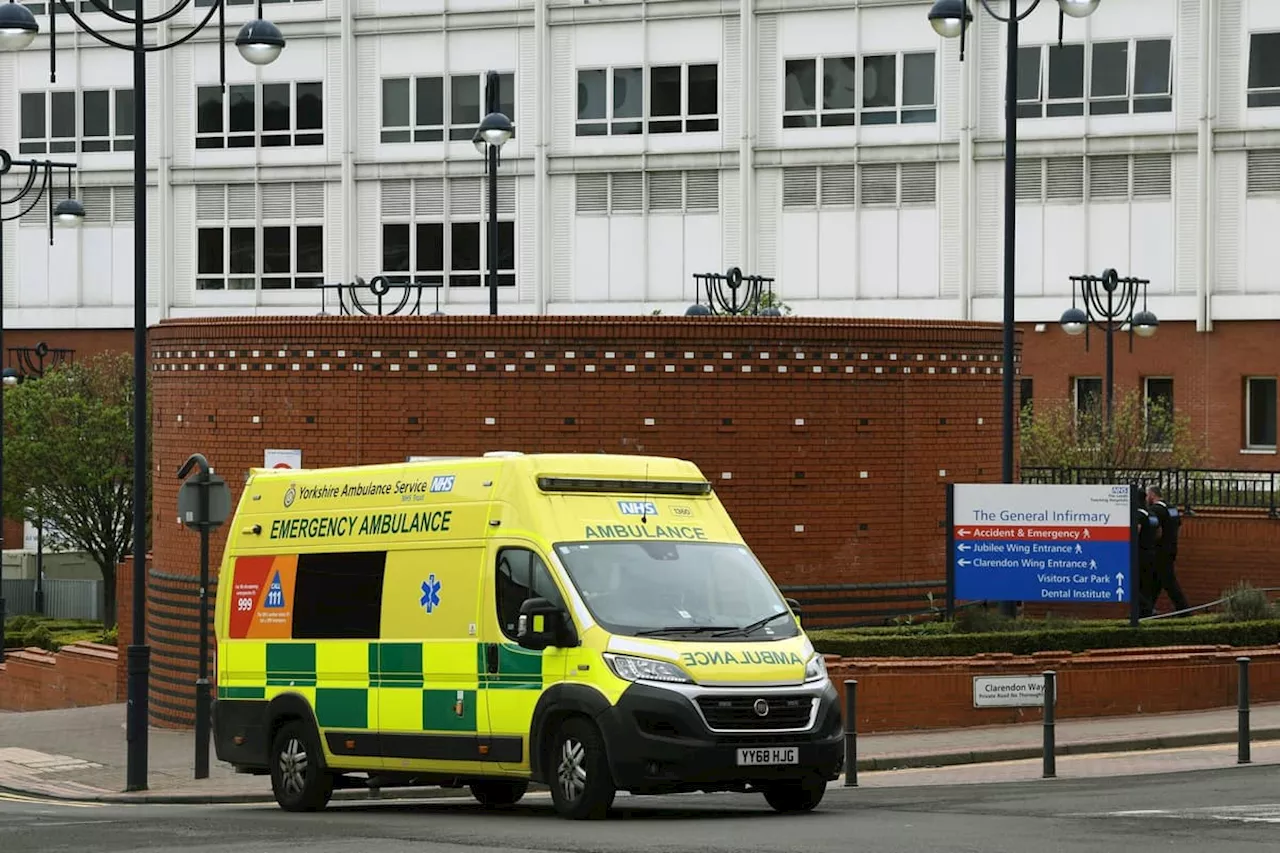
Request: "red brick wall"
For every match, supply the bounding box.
[1018,319,1280,471]
[141,315,1010,726]
[829,645,1280,733]
[0,642,120,711]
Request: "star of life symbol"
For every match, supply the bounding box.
[420,574,442,614]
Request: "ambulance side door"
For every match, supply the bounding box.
[478,542,570,773]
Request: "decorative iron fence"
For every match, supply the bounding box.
[1021,467,1280,517]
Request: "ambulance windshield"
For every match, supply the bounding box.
[553,541,799,641]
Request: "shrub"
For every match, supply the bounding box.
[6,615,36,632]
[810,619,1280,658]
[1222,582,1276,623]
[25,625,53,651]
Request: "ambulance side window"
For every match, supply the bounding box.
[495,548,565,640]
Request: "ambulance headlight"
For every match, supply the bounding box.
[804,654,828,683]
[603,654,693,685]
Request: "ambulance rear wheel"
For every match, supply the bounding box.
[469,780,528,807]
[270,721,334,812]
[549,717,615,820]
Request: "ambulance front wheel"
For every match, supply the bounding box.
[760,777,827,814]
[270,720,334,812]
[549,717,616,820]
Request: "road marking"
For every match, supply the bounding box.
[0,791,105,809]
[1091,804,1280,824]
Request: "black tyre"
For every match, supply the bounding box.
[761,777,827,813]
[548,717,616,820]
[269,720,334,812]
[469,779,529,807]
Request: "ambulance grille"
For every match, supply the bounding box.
[696,695,815,731]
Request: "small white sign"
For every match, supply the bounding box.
[973,675,1057,708]
[264,449,302,470]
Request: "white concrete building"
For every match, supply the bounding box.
[2,0,1280,329]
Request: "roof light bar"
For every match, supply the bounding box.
[536,477,712,496]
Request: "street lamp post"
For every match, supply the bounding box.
[1059,268,1158,436]
[928,0,1102,617]
[472,71,513,316]
[0,148,83,663]
[0,0,286,792]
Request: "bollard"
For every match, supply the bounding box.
[843,680,858,787]
[1237,656,1251,765]
[1042,670,1057,779]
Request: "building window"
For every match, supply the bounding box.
[20,91,74,154]
[576,63,718,136]
[81,89,135,152]
[784,52,935,128]
[1089,39,1173,114]
[1143,377,1174,446]
[19,89,134,155]
[1074,376,1103,438]
[23,1,138,12]
[382,223,445,286]
[447,221,515,287]
[197,226,256,291]
[381,77,444,143]
[862,52,936,124]
[193,0,317,5]
[1019,40,1171,118]
[380,72,515,144]
[196,183,325,291]
[197,225,323,290]
[494,548,565,642]
[1019,378,1034,416]
[1245,377,1278,450]
[444,72,515,142]
[380,177,516,290]
[196,81,324,149]
[577,67,644,135]
[1248,32,1280,108]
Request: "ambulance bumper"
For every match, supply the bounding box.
[212,698,271,771]
[597,679,844,794]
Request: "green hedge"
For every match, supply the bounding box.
[3,617,108,652]
[809,619,1280,658]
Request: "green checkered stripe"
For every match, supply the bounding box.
[231,641,544,730]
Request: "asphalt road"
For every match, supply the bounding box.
[2,766,1278,853]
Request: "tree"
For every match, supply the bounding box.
[2,352,150,628]
[1019,386,1205,472]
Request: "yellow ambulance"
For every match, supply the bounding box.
[212,452,844,819]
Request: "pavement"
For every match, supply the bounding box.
[0,701,1278,805]
[3,764,1280,853]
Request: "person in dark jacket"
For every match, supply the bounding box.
[1135,496,1161,618]
[1146,485,1190,615]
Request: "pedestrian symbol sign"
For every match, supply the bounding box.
[264,571,285,609]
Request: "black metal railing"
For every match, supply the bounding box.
[1020,467,1280,517]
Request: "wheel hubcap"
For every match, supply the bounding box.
[557,737,587,801]
[279,737,307,796]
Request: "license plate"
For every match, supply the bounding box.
[736,747,799,766]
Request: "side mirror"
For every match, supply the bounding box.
[785,597,803,616]
[516,597,577,650]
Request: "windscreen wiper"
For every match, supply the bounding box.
[633,625,740,636]
[713,611,792,638]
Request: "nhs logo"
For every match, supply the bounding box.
[618,500,658,516]
[430,475,456,493]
